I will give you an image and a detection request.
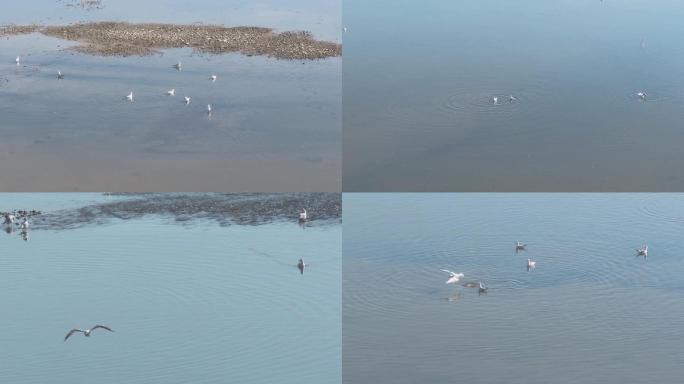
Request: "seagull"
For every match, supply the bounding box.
[210,74,217,82]
[173,61,182,71]
[126,91,134,102]
[57,70,64,80]
[441,269,464,284]
[299,209,308,221]
[3,213,15,225]
[478,281,488,295]
[492,96,498,105]
[15,56,20,65]
[167,88,175,96]
[636,245,648,257]
[64,325,114,341]
[637,91,646,100]
[184,96,191,105]
[527,258,536,270]
[207,104,212,113]
[509,94,517,102]
[297,259,306,274]
[19,218,29,231]
[516,241,527,251]
[343,26,348,33]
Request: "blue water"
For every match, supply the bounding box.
[344,193,684,383]
[0,193,341,383]
[343,0,684,191]
[0,0,341,191]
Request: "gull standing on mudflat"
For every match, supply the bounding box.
[167,88,175,96]
[64,325,114,341]
[441,269,464,284]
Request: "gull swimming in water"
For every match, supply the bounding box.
[15,56,20,65]
[299,209,308,221]
[478,281,488,295]
[441,269,464,284]
[636,245,648,257]
[210,74,217,82]
[492,96,499,105]
[297,259,306,274]
[173,61,182,71]
[207,104,212,113]
[184,96,191,105]
[126,91,134,102]
[19,218,29,231]
[64,325,114,341]
[527,258,536,270]
[516,241,527,251]
[57,71,64,80]
[167,88,175,96]
[637,91,646,100]
[509,94,517,102]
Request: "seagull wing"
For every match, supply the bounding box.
[64,329,84,341]
[91,325,114,333]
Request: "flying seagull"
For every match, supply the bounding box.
[636,245,648,257]
[64,325,114,341]
[57,71,64,80]
[167,88,175,96]
[126,91,134,102]
[298,259,306,274]
[441,269,464,284]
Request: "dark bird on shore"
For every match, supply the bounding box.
[298,259,306,274]
[64,325,114,341]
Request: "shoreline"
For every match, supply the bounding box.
[0,21,341,60]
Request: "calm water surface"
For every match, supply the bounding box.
[0,193,341,383]
[343,0,684,191]
[344,194,684,383]
[0,0,341,191]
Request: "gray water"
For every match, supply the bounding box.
[0,193,341,383]
[343,194,684,383]
[0,0,341,191]
[343,0,684,191]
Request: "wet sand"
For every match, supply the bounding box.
[1,22,341,59]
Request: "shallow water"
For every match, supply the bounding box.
[0,193,341,383]
[343,193,684,384]
[343,0,684,191]
[0,0,341,191]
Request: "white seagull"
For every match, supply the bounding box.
[173,61,182,71]
[441,269,464,284]
[527,258,536,270]
[210,74,217,82]
[126,91,134,102]
[343,26,348,33]
[478,281,488,295]
[509,94,517,102]
[637,91,646,100]
[64,325,114,341]
[299,209,308,221]
[492,96,498,105]
[167,88,175,96]
[57,70,64,80]
[19,218,29,230]
[636,245,648,257]
[15,56,20,65]
[184,96,191,105]
[207,104,212,113]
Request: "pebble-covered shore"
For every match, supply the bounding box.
[1,22,341,59]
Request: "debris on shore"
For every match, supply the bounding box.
[0,22,341,60]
